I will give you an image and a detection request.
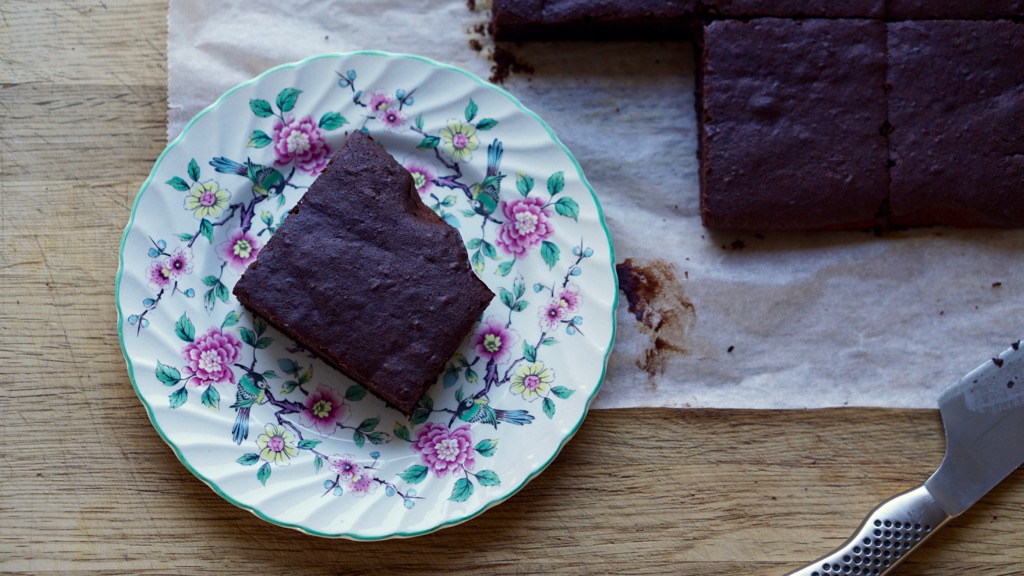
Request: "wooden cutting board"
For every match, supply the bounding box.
[1,1,1022,574]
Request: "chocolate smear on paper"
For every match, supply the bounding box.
[616,258,696,383]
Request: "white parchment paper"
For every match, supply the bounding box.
[168,0,1024,409]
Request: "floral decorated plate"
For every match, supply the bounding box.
[116,52,617,539]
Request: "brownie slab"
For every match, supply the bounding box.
[233,132,494,415]
[490,0,885,43]
[703,0,883,18]
[887,0,1024,20]
[491,0,698,41]
[887,21,1024,228]
[699,18,889,230]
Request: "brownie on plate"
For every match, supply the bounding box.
[233,132,494,415]
[491,0,698,41]
[698,18,889,230]
[887,20,1024,227]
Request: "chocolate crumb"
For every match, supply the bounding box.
[722,239,746,250]
[469,38,484,52]
[466,0,476,10]
[1008,381,1015,389]
[1012,341,1020,350]
[993,281,1003,288]
[993,357,1005,367]
[727,345,734,353]
[490,45,534,84]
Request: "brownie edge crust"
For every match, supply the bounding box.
[233,132,495,416]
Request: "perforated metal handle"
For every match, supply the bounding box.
[785,485,952,576]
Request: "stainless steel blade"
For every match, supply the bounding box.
[925,340,1024,516]
[787,340,1024,576]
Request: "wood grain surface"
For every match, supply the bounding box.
[1,1,1023,574]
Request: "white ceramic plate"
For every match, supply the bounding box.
[116,52,617,539]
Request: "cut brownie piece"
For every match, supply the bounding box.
[233,132,494,415]
[887,21,1024,228]
[491,0,698,42]
[698,18,889,230]
[703,0,883,18]
[887,0,1024,20]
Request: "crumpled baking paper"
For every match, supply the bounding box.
[168,0,1024,409]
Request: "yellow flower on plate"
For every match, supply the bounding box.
[184,180,230,220]
[510,362,554,402]
[257,423,298,465]
[440,120,479,163]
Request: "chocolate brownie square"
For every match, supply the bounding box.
[698,19,889,230]
[491,0,698,41]
[887,0,1024,20]
[887,21,1024,228]
[233,132,494,415]
[703,0,883,18]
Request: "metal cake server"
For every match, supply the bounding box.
[786,340,1024,576]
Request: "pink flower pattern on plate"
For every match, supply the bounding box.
[496,196,554,258]
[347,470,378,498]
[405,162,434,195]
[368,92,393,114]
[181,327,242,388]
[147,260,173,289]
[540,283,582,330]
[539,298,565,331]
[165,247,193,278]
[557,284,582,312]
[330,454,361,483]
[300,384,349,435]
[329,454,377,497]
[271,115,331,175]
[412,422,476,478]
[220,230,260,271]
[473,316,520,364]
[379,107,405,129]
